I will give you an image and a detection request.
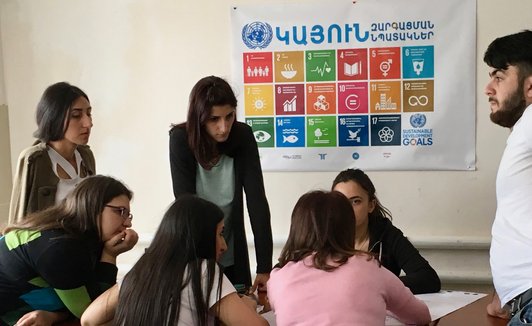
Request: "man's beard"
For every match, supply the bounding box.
[490,87,527,128]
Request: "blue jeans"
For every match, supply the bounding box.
[509,300,532,325]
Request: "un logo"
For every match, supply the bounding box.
[410,113,427,128]
[242,22,273,49]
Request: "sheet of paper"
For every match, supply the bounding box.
[262,310,277,325]
[385,290,487,325]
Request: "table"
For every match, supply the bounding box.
[431,294,507,326]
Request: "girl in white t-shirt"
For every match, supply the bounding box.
[81,194,267,326]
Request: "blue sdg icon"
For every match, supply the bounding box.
[402,46,434,79]
[242,22,273,49]
[410,113,427,128]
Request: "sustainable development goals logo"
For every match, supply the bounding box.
[242,22,273,49]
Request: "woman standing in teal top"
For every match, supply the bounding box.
[169,76,273,293]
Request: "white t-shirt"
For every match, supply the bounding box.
[490,105,532,306]
[119,260,235,325]
[179,261,236,325]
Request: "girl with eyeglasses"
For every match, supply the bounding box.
[81,194,268,326]
[0,175,138,326]
[332,168,440,294]
[9,82,96,225]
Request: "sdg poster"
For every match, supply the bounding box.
[231,0,475,171]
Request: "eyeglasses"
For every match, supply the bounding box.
[105,204,133,221]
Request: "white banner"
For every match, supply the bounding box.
[230,0,476,171]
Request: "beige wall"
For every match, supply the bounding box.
[1,0,531,282]
[0,15,10,225]
[0,104,11,226]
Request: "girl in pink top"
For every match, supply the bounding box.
[267,190,431,326]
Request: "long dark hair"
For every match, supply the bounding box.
[332,168,392,221]
[33,81,89,142]
[4,175,132,241]
[114,194,225,326]
[181,76,237,169]
[278,190,367,272]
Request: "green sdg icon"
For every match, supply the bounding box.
[246,118,274,147]
[306,116,337,147]
[306,50,336,82]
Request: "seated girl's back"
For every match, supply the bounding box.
[269,254,427,325]
[267,190,430,326]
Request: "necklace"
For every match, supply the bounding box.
[355,229,370,251]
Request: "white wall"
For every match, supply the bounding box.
[0,13,10,225]
[0,103,9,225]
[1,0,531,280]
